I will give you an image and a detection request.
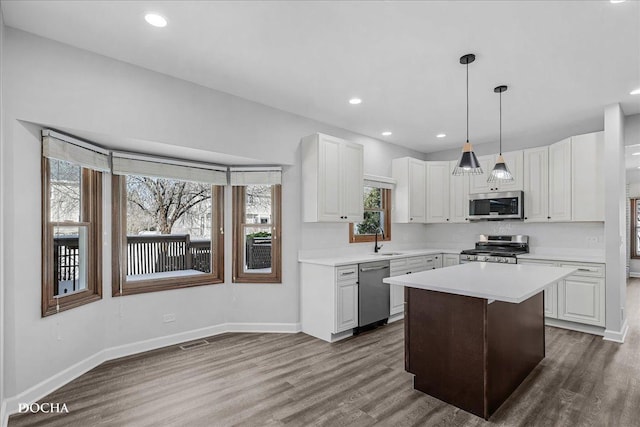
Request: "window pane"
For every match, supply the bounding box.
[363,186,382,209]
[244,226,272,273]
[245,185,272,224]
[354,211,385,236]
[53,225,87,296]
[50,159,81,222]
[124,175,213,281]
[243,186,273,273]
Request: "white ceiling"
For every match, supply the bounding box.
[2,1,640,155]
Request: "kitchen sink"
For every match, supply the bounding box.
[369,252,404,256]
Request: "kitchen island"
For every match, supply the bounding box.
[384,262,576,420]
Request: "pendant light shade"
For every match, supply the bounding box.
[453,53,483,176]
[487,85,514,183]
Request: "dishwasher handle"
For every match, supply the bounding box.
[360,265,390,272]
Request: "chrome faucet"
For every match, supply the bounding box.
[374,228,385,253]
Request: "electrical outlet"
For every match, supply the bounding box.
[163,313,176,323]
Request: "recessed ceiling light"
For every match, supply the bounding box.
[348,98,362,105]
[145,13,167,28]
[610,0,626,3]
[381,131,392,136]
[631,88,640,95]
[633,152,640,156]
[436,133,447,138]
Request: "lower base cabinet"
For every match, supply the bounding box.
[443,254,460,267]
[518,259,605,327]
[390,254,445,316]
[300,263,359,342]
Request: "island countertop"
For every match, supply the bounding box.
[383,262,576,304]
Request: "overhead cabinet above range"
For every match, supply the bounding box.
[301,133,364,223]
[469,151,524,193]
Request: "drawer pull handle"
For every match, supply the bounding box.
[360,266,390,272]
[577,268,596,272]
[340,271,355,275]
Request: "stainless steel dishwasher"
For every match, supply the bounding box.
[357,260,390,330]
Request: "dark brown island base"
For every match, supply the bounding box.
[405,288,544,420]
[384,262,576,420]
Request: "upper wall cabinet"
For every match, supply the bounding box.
[524,132,602,223]
[548,138,572,222]
[392,157,426,223]
[572,132,604,221]
[469,151,524,194]
[449,161,470,223]
[426,161,451,223]
[524,138,571,222]
[301,133,364,222]
[523,146,549,222]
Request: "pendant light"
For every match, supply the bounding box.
[453,53,483,176]
[487,85,514,183]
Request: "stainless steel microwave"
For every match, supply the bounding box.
[468,191,524,221]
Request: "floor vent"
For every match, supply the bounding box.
[179,340,209,350]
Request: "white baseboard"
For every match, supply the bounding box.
[226,322,302,334]
[545,318,605,336]
[388,313,404,323]
[604,319,629,343]
[629,272,640,278]
[2,322,300,421]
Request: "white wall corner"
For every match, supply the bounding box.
[603,319,629,343]
[1,400,8,427]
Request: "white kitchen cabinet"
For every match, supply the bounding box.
[426,254,442,269]
[517,258,604,327]
[390,258,410,316]
[524,138,572,223]
[548,138,572,222]
[469,155,494,194]
[544,282,559,319]
[571,132,604,221]
[469,151,524,194]
[390,255,442,316]
[557,262,605,327]
[517,259,558,318]
[449,161,470,223]
[443,254,460,267]
[426,161,450,223]
[392,157,426,223]
[523,146,549,222]
[301,133,364,222]
[336,280,358,332]
[300,263,360,342]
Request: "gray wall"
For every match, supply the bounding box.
[0,27,429,402]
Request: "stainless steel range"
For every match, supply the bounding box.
[459,235,529,264]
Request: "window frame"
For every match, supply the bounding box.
[349,187,392,243]
[111,175,225,296]
[632,198,640,259]
[41,157,103,317]
[232,185,282,283]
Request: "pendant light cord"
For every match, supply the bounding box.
[466,62,469,143]
[499,90,502,155]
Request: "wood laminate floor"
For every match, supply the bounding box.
[9,280,640,427]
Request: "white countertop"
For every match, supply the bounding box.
[298,248,460,266]
[383,262,576,304]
